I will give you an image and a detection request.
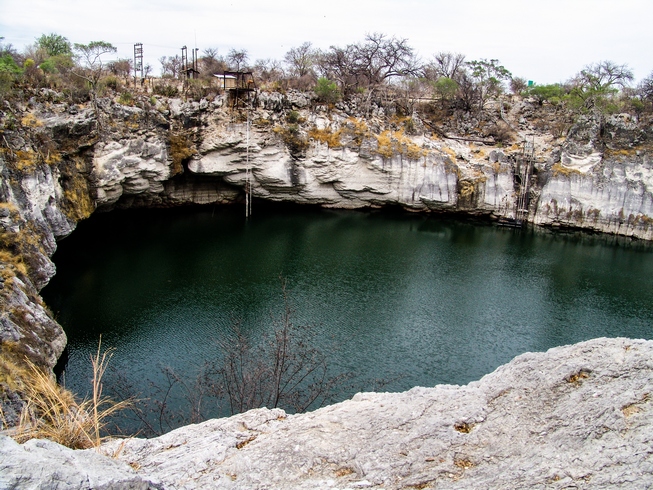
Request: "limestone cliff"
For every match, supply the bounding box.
[2,338,651,489]
[0,87,652,422]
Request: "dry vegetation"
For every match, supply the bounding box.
[2,340,129,449]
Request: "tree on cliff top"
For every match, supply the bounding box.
[72,41,117,125]
[567,61,634,113]
[73,41,117,89]
[36,33,72,57]
[317,33,419,95]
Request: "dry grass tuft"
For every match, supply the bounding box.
[8,339,130,449]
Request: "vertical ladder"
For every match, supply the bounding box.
[133,43,143,86]
[245,108,252,218]
[515,140,534,224]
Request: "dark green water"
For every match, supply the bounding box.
[42,205,653,432]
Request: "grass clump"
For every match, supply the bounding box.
[308,127,343,148]
[375,129,426,160]
[551,162,583,178]
[4,339,130,449]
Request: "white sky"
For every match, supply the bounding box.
[1,0,651,84]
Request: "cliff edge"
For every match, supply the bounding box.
[2,337,652,489]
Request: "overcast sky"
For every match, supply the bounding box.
[1,0,651,84]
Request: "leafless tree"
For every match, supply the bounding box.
[567,61,634,113]
[638,72,653,101]
[108,58,132,84]
[423,51,466,81]
[316,33,419,96]
[203,279,348,414]
[160,55,183,79]
[200,47,226,77]
[227,48,249,72]
[574,61,634,92]
[108,279,350,436]
[284,42,317,78]
[253,58,284,83]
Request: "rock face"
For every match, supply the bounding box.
[0,436,149,489]
[0,91,651,375]
[2,338,651,489]
[1,90,653,481]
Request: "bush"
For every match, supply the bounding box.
[314,77,340,104]
[286,110,300,124]
[102,75,120,91]
[118,91,134,106]
[528,84,566,105]
[154,83,179,97]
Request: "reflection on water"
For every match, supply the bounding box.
[43,205,653,431]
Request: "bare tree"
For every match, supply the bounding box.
[204,279,348,414]
[574,61,634,92]
[253,58,284,83]
[108,58,132,84]
[638,71,653,101]
[284,42,317,78]
[72,41,117,124]
[568,61,634,112]
[424,51,466,81]
[227,48,249,72]
[353,33,419,87]
[159,55,183,79]
[317,33,419,96]
[200,47,226,77]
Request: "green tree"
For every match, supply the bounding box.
[36,33,71,57]
[0,54,22,75]
[314,77,340,104]
[73,41,117,89]
[567,61,633,113]
[528,83,566,105]
[466,58,512,111]
[73,41,117,125]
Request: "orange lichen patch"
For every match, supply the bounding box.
[453,456,475,469]
[235,436,257,449]
[567,369,590,385]
[622,393,649,417]
[20,114,43,128]
[454,422,474,433]
[552,163,583,177]
[441,146,457,160]
[308,127,343,148]
[12,150,39,171]
[375,129,427,160]
[335,467,355,477]
[345,117,372,145]
[622,404,641,417]
[458,180,476,198]
[405,482,432,489]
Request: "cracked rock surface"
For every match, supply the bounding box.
[3,338,651,489]
[96,337,653,489]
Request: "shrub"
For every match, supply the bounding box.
[314,77,340,104]
[102,75,120,91]
[154,83,179,97]
[528,84,566,105]
[286,110,300,124]
[118,91,134,106]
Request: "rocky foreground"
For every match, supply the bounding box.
[2,337,652,489]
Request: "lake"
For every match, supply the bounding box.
[42,204,653,434]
